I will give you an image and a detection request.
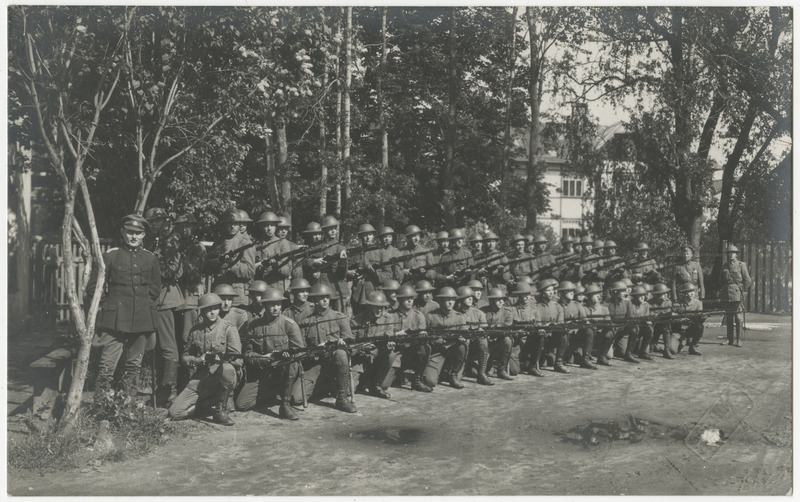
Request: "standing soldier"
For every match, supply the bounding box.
[719,245,751,347]
[482,287,515,380]
[298,284,357,413]
[169,293,241,425]
[376,226,405,285]
[477,231,511,294]
[559,236,574,256]
[207,208,255,307]
[423,287,469,389]
[469,234,484,257]
[145,207,183,406]
[428,231,451,287]
[628,242,662,285]
[86,215,161,403]
[402,225,436,286]
[253,211,294,293]
[575,238,602,289]
[671,245,705,301]
[351,223,382,315]
[531,235,557,280]
[174,214,205,342]
[309,216,350,313]
[235,288,304,420]
[440,229,473,285]
[508,234,535,281]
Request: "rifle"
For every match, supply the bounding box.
[290,241,341,270]
[212,238,280,265]
[453,252,512,280]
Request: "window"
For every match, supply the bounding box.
[562,178,583,197]
[562,228,581,238]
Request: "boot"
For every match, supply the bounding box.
[411,375,432,392]
[213,387,235,426]
[464,361,478,379]
[496,367,514,380]
[447,345,466,389]
[579,354,598,370]
[624,351,638,363]
[637,350,654,361]
[596,355,612,366]
[448,371,465,389]
[279,401,299,420]
[476,352,494,386]
[335,370,358,413]
[688,345,702,356]
[554,356,570,374]
[371,386,391,399]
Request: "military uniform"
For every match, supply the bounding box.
[391,306,429,389]
[255,236,298,293]
[351,310,398,396]
[648,297,674,357]
[219,306,249,333]
[208,232,256,306]
[352,246,383,311]
[282,300,314,324]
[531,297,566,372]
[403,243,436,286]
[152,232,184,396]
[671,260,705,300]
[720,257,751,345]
[607,296,636,359]
[560,298,595,368]
[584,301,612,364]
[423,308,467,389]
[510,301,540,374]
[178,232,206,342]
[169,317,242,421]
[304,239,351,312]
[483,303,515,377]
[87,240,161,397]
[674,296,705,353]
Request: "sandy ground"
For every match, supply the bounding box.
[7,314,792,496]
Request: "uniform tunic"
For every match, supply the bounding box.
[671,260,705,300]
[403,244,436,285]
[255,236,297,292]
[283,301,315,325]
[720,259,752,302]
[208,233,256,305]
[414,299,440,316]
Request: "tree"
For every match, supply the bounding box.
[9,6,124,427]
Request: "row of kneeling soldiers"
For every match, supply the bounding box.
[167,276,708,426]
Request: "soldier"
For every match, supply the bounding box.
[206,208,256,306]
[469,234,483,257]
[376,226,406,285]
[351,291,397,399]
[402,225,436,286]
[523,232,536,255]
[575,237,602,289]
[599,240,626,291]
[720,245,751,347]
[237,209,254,240]
[413,279,440,315]
[307,216,350,313]
[253,211,295,293]
[275,215,293,241]
[508,281,542,376]
[245,280,270,318]
[283,278,314,324]
[583,284,613,366]
[146,207,184,405]
[508,234,535,280]
[466,279,489,309]
[532,278,568,374]
[606,281,638,363]
[390,284,431,392]
[530,235,557,280]
[559,236,574,256]
[628,285,655,360]
[477,231,511,293]
[213,284,249,332]
[297,284,357,413]
[235,288,304,420]
[573,236,584,256]
[457,286,493,386]
[558,281,597,370]
[169,293,241,425]
[671,245,705,301]
[86,214,161,403]
[628,242,662,285]
[674,283,705,355]
[482,287,515,380]
[351,223,382,314]
[423,287,468,389]
[174,214,206,342]
[649,283,675,359]
[440,229,473,284]
[379,279,401,310]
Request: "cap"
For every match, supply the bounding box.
[122,214,149,232]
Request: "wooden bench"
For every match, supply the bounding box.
[29,348,74,419]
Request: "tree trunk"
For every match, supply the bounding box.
[441,7,458,229]
[277,117,291,220]
[377,7,389,228]
[334,9,343,219]
[264,115,281,211]
[318,9,329,219]
[525,7,542,232]
[341,6,353,223]
[499,7,518,217]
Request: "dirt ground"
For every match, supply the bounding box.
[7,314,793,496]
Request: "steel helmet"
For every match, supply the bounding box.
[308,283,333,297]
[483,231,499,241]
[414,280,435,293]
[321,215,339,228]
[220,208,240,223]
[377,226,395,237]
[435,231,449,241]
[726,244,739,253]
[635,242,650,251]
[523,233,535,243]
[289,278,311,291]
[622,277,634,287]
[277,216,292,228]
[396,285,416,299]
[560,235,574,244]
[256,211,281,225]
[364,291,390,307]
[537,278,559,291]
[456,286,475,299]
[404,225,422,237]
[604,240,617,249]
[593,240,605,250]
[435,286,458,299]
[583,284,602,295]
[610,281,627,291]
[533,234,548,244]
[515,275,533,285]
[212,284,236,297]
[510,233,526,243]
[579,235,593,244]
[631,286,647,296]
[510,282,533,296]
[448,229,464,240]
[679,283,697,293]
[261,288,285,303]
[643,283,654,293]
[652,283,670,295]
[144,207,167,221]
[469,234,483,243]
[558,280,576,291]
[237,209,253,223]
[248,280,269,293]
[198,293,223,309]
[574,285,586,296]
[466,279,484,290]
[174,214,197,225]
[379,279,401,292]
[487,287,507,299]
[302,222,322,234]
[357,223,376,235]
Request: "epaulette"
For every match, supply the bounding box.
[140,248,155,256]
[104,247,119,254]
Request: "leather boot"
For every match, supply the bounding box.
[496,367,514,380]
[554,356,570,374]
[688,345,703,356]
[411,375,432,392]
[596,355,612,366]
[624,351,638,363]
[476,352,494,386]
[579,354,598,370]
[447,344,466,389]
[335,369,357,413]
[279,400,299,420]
[213,386,235,426]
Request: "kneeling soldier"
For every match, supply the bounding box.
[169,293,242,425]
[457,286,493,386]
[674,283,704,356]
[235,288,304,420]
[483,288,515,380]
[352,291,398,399]
[558,281,597,370]
[423,287,468,389]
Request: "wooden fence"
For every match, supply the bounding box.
[726,241,792,315]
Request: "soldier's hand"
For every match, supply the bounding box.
[336,338,347,347]
[457,335,467,342]
[340,250,348,259]
[386,341,396,351]
[313,271,321,279]
[312,258,325,266]
[418,267,426,274]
